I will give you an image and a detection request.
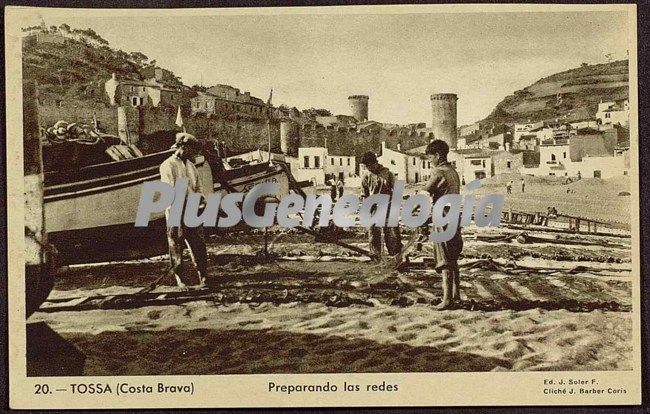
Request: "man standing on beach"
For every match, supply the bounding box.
[521,178,525,193]
[328,175,338,201]
[360,151,403,261]
[160,132,208,289]
[422,140,463,309]
[506,180,513,194]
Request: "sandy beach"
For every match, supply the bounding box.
[30,175,633,376]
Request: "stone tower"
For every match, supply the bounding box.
[348,95,369,122]
[279,119,297,154]
[430,93,458,148]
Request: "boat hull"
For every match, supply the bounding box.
[45,151,291,265]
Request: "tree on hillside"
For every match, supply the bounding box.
[302,107,332,117]
[129,51,149,67]
[21,25,42,32]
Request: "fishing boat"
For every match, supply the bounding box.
[44,142,304,266]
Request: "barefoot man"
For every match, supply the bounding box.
[422,140,463,309]
[160,132,208,289]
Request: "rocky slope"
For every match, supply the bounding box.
[480,60,629,125]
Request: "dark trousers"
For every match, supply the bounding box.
[369,225,403,258]
[167,226,207,283]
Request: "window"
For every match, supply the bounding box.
[412,158,416,166]
[482,160,486,168]
[551,154,556,161]
[331,158,334,166]
[303,156,310,168]
[428,162,431,168]
[314,156,320,168]
[563,152,566,159]
[347,158,351,166]
[340,158,343,166]
[507,161,512,168]
[470,160,482,166]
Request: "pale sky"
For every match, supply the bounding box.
[25,9,630,126]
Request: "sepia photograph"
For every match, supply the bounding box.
[6,3,642,409]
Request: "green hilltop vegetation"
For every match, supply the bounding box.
[480,59,629,126]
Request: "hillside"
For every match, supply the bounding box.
[22,25,184,103]
[480,60,629,125]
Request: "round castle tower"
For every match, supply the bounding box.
[348,95,369,122]
[430,93,458,149]
[279,119,297,154]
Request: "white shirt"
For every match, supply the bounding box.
[159,153,204,220]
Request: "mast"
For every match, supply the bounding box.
[266,88,273,165]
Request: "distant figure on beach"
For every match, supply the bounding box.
[160,133,208,289]
[422,140,464,310]
[328,176,337,201]
[521,178,525,193]
[506,180,513,194]
[360,151,403,261]
[336,177,344,198]
[577,171,582,180]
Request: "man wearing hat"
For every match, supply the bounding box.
[360,151,403,261]
[160,132,208,289]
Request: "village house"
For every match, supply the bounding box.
[104,73,183,108]
[467,132,513,150]
[513,121,544,142]
[596,100,629,127]
[458,122,480,137]
[522,128,625,178]
[292,147,359,186]
[191,85,266,119]
[492,150,539,176]
[326,152,357,181]
[517,134,539,150]
[448,149,493,182]
[375,142,432,184]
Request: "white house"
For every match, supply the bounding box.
[296,147,328,185]
[596,100,629,127]
[514,121,544,142]
[326,153,357,181]
[293,147,359,186]
[376,142,431,184]
[459,153,492,181]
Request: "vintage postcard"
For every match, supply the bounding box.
[5,3,642,409]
